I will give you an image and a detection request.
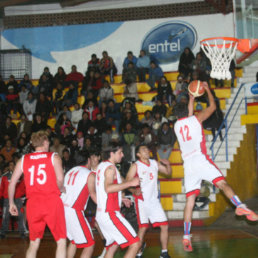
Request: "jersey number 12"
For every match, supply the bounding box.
[179,125,192,142]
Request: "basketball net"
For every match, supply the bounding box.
[200,37,250,80]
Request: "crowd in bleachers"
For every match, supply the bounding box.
[0,48,229,177]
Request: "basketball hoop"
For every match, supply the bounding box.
[200,37,241,80]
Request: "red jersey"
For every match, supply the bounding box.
[22,152,60,199]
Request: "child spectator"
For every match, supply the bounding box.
[84,100,99,121]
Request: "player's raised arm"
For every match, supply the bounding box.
[125,163,141,195]
[188,93,195,117]
[88,173,97,204]
[158,159,172,176]
[196,83,216,123]
[8,158,23,216]
[105,165,139,193]
[53,153,65,193]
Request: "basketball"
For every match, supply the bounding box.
[188,80,205,97]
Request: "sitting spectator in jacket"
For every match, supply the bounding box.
[62,82,78,107]
[101,125,113,148]
[0,116,17,143]
[191,52,208,81]
[100,51,117,83]
[121,122,138,162]
[35,93,52,121]
[84,100,99,121]
[17,114,32,137]
[152,111,168,135]
[60,127,73,147]
[39,67,54,85]
[37,74,53,99]
[0,140,16,162]
[120,110,139,132]
[152,99,167,117]
[123,81,138,102]
[62,148,75,174]
[122,61,137,85]
[56,104,72,121]
[66,65,84,83]
[71,103,83,129]
[5,85,19,116]
[106,99,121,132]
[86,124,101,149]
[140,110,154,127]
[147,61,164,91]
[82,90,98,108]
[99,80,114,105]
[136,50,150,82]
[55,113,73,135]
[19,85,29,107]
[121,99,138,121]
[81,70,95,96]
[6,75,19,94]
[178,47,195,77]
[54,66,67,87]
[123,51,137,69]
[94,113,108,134]
[50,136,65,157]
[19,73,33,91]
[91,71,104,99]
[157,122,176,160]
[137,123,157,160]
[87,54,100,72]
[31,113,47,133]
[77,112,93,136]
[52,82,64,115]
[157,76,175,105]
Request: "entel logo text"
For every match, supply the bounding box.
[141,21,197,64]
[251,83,258,95]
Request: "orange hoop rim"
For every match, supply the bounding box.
[200,37,239,48]
[200,37,239,44]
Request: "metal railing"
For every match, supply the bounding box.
[210,83,246,161]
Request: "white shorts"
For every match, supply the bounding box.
[96,210,139,249]
[184,154,225,197]
[134,197,168,228]
[64,206,94,248]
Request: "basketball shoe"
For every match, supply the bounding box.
[235,204,258,221]
[182,234,193,252]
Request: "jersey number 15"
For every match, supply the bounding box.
[179,125,192,142]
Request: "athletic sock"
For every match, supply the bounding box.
[230,195,242,207]
[161,249,168,253]
[184,222,191,235]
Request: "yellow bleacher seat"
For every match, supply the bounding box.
[164,72,179,81]
[160,195,173,210]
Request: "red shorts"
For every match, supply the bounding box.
[27,195,66,241]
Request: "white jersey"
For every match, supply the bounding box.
[61,166,93,211]
[95,161,122,213]
[135,159,159,202]
[174,115,207,161]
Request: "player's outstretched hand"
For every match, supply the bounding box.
[130,177,140,187]
[9,203,18,216]
[188,92,195,101]
[160,159,170,166]
[122,198,132,208]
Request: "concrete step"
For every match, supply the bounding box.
[207,139,241,149]
[213,154,234,162]
[173,193,216,202]
[166,210,209,220]
[207,146,237,156]
[243,66,258,73]
[214,161,231,169]
[172,201,209,211]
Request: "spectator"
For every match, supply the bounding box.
[62,148,74,174]
[55,112,73,135]
[50,136,65,157]
[136,50,150,82]
[123,51,137,69]
[71,103,83,129]
[1,116,17,141]
[86,124,101,148]
[23,92,37,121]
[137,123,157,159]
[178,47,195,77]
[60,127,73,147]
[19,85,29,107]
[121,99,138,120]
[92,71,104,99]
[82,90,98,108]
[35,92,52,121]
[6,75,19,94]
[76,131,84,150]
[62,82,78,107]
[99,101,107,119]
[83,137,93,152]
[152,111,168,135]
[66,65,84,83]
[0,140,16,162]
[17,114,32,137]
[39,66,54,84]
[123,81,138,102]
[157,122,176,160]
[94,113,108,134]
[100,51,117,83]
[81,70,95,96]
[101,125,113,148]
[87,54,100,72]
[152,99,167,117]
[0,75,7,102]
[106,99,121,132]
[174,75,184,96]
[157,76,175,105]
[0,160,26,239]
[120,110,139,132]
[191,52,207,81]
[56,104,71,121]
[84,100,99,121]
[77,112,93,136]
[147,61,163,91]
[16,137,30,156]
[141,110,154,127]
[5,85,19,117]
[38,74,53,98]
[54,66,67,86]
[121,122,138,162]
[19,73,33,91]
[99,80,114,105]
[69,139,80,163]
[122,61,137,85]
[52,82,64,115]
[31,113,47,133]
